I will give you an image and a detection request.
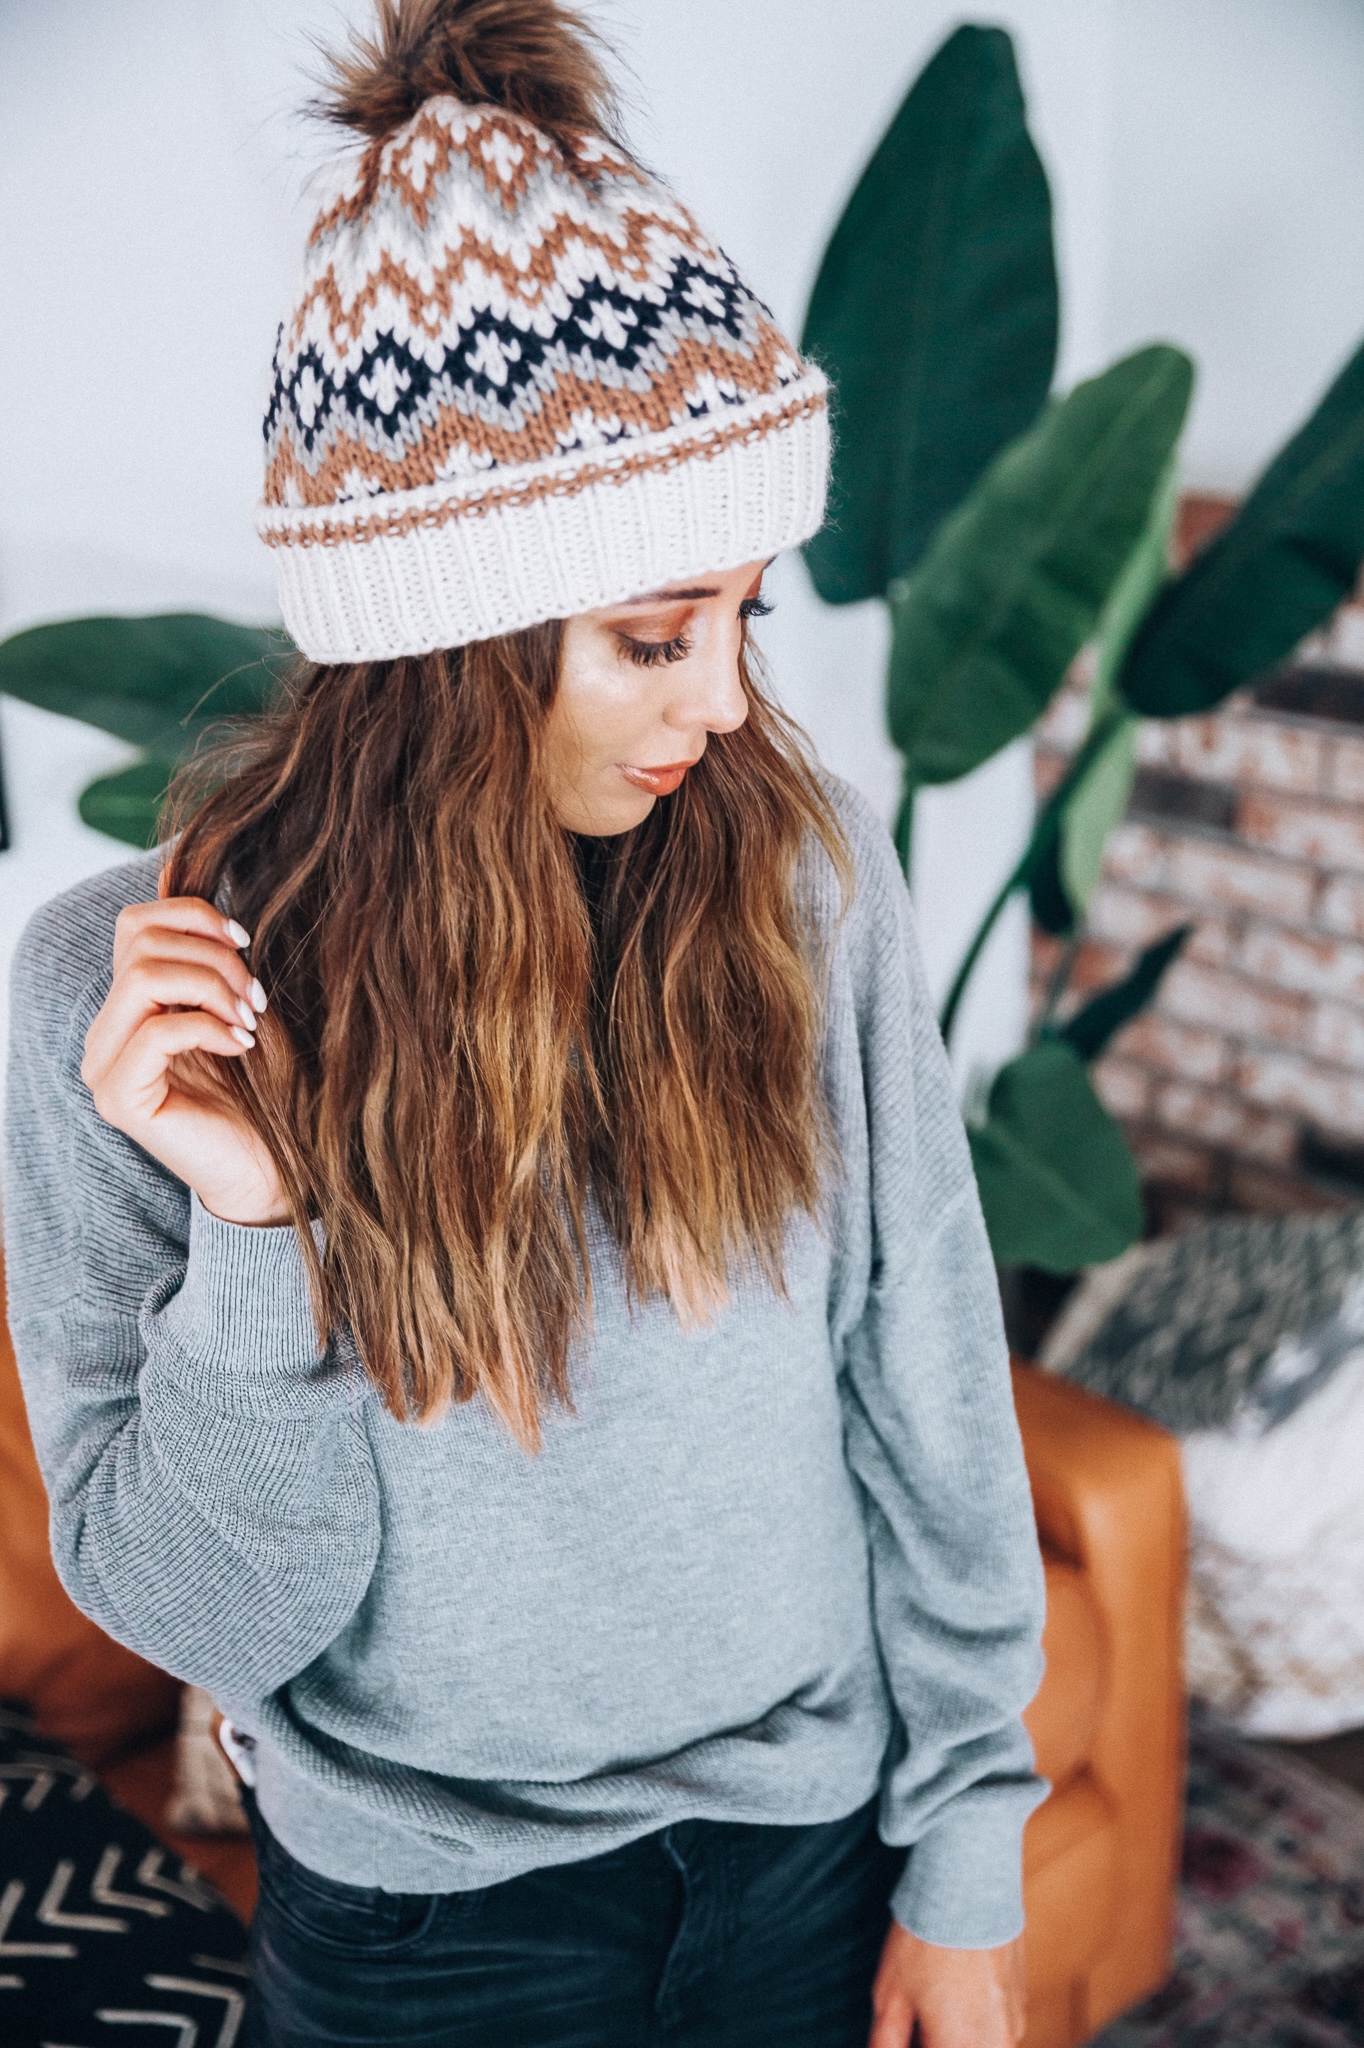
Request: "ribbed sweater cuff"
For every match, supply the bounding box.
[889,1782,1043,1949]
[150,1195,359,1418]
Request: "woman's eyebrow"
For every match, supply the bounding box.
[616,586,719,605]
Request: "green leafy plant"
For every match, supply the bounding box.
[1120,341,1364,716]
[802,22,1364,1273]
[883,345,1192,860]
[803,24,1057,605]
[966,1039,1141,1270]
[0,614,291,847]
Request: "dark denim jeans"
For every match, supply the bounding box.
[243,1790,903,2047]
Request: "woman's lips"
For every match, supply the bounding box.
[618,760,698,796]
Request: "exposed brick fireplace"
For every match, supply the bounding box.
[1033,496,1364,1229]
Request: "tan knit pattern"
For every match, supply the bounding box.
[259,384,825,550]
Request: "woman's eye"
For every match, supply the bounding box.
[618,632,692,668]
[739,596,774,620]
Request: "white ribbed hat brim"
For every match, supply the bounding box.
[258,373,828,664]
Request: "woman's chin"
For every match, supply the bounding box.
[558,786,657,836]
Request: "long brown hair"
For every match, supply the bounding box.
[164,628,849,1447]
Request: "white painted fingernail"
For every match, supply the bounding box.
[225,920,251,948]
[236,999,256,1030]
[248,978,268,1014]
[230,1025,255,1049]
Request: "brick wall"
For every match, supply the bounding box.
[1032,496,1364,1228]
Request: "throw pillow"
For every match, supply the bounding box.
[0,1701,248,2048]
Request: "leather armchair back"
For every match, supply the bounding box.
[1015,1363,1186,2048]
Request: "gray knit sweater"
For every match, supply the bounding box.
[5,779,1045,1947]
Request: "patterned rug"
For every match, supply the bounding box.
[1096,1707,1364,2047]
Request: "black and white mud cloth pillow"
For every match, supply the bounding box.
[1040,1208,1364,1432]
[0,1703,248,2048]
[1041,1210,1364,1740]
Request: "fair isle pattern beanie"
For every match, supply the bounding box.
[257,7,828,664]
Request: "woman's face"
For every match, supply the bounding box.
[544,558,770,835]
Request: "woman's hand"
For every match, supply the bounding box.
[81,886,287,1226]
[870,1923,1026,2048]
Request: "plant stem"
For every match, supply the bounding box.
[937,864,1017,1048]
[1034,934,1083,1043]
[937,708,1125,1048]
[894,775,915,877]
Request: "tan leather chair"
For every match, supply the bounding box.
[1016,1363,1186,2048]
[0,1281,1184,2033]
[0,1279,258,1920]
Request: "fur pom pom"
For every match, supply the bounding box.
[319,0,619,149]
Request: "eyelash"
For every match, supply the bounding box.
[617,595,775,668]
[621,631,691,669]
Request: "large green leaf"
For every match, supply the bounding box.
[1025,708,1140,938]
[1023,809,1073,939]
[1056,924,1191,1063]
[0,614,291,758]
[77,759,178,850]
[801,24,1057,604]
[1120,333,1364,715]
[887,344,1194,789]
[1058,719,1138,925]
[1091,453,1181,701]
[968,1039,1143,1271]
[1027,457,1179,933]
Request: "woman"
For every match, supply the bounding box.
[5,3,1046,2043]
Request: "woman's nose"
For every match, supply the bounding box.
[675,636,749,736]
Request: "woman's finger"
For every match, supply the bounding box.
[112,895,252,976]
[88,1008,254,1128]
[1003,1941,1028,2042]
[84,960,260,1086]
[123,926,262,995]
[867,1995,914,2048]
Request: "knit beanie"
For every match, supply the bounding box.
[257,0,829,664]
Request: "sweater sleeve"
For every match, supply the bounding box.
[3,875,382,1710]
[827,792,1047,1950]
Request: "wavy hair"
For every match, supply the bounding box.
[163,626,849,1447]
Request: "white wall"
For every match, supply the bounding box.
[1105,0,1364,494]
[2,0,1364,1091]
